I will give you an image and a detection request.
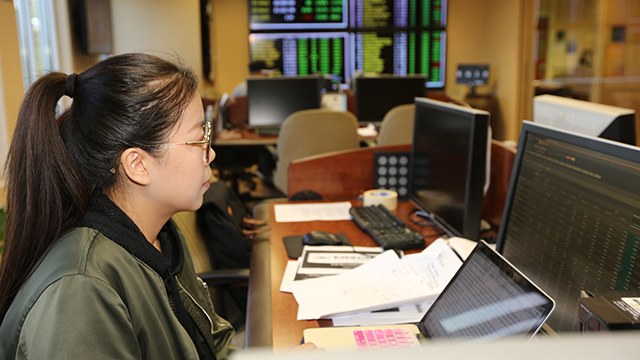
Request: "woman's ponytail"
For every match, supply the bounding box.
[0,72,92,323]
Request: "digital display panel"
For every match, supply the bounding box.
[352,30,444,88]
[250,32,350,85]
[248,0,447,89]
[350,0,445,29]
[250,0,349,30]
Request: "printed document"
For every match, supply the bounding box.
[290,238,462,320]
[280,246,383,292]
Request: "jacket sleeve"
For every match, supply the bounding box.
[18,275,142,359]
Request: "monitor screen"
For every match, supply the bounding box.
[533,95,636,146]
[496,121,640,332]
[352,31,446,89]
[249,32,350,87]
[355,75,426,125]
[247,76,324,127]
[249,0,348,30]
[248,0,448,89]
[409,97,489,240]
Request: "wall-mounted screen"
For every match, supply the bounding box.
[250,0,349,30]
[352,30,444,88]
[248,0,447,89]
[250,32,350,86]
[349,0,446,28]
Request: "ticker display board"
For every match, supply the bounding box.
[248,0,447,88]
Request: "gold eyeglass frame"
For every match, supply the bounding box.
[110,120,212,175]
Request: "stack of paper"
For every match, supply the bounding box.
[289,239,462,321]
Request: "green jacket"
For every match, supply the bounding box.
[0,225,236,359]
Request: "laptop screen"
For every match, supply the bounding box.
[418,241,555,342]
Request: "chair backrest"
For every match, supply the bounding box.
[171,211,213,274]
[377,104,416,146]
[274,109,360,195]
[481,139,517,230]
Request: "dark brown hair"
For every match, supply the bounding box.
[0,53,198,323]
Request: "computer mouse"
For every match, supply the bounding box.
[302,231,343,246]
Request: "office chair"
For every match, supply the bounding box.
[272,109,360,195]
[376,104,416,146]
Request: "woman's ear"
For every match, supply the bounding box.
[120,148,151,186]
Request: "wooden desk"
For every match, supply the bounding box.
[215,129,278,146]
[215,128,377,147]
[262,200,441,352]
[245,140,516,350]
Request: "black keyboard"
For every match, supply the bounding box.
[350,205,425,251]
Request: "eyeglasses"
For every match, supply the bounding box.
[110,121,212,175]
[153,120,212,163]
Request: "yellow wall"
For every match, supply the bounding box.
[0,1,24,143]
[446,0,527,141]
[0,1,22,206]
[111,0,203,76]
[211,0,250,97]
[481,0,526,141]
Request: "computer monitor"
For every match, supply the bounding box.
[496,121,640,333]
[533,94,636,145]
[355,75,427,125]
[409,97,490,241]
[247,76,324,128]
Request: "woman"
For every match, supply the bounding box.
[0,53,234,359]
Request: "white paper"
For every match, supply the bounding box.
[296,246,383,277]
[274,202,353,222]
[279,260,299,293]
[280,247,383,292]
[330,299,436,326]
[357,123,378,137]
[290,240,463,320]
[402,238,464,290]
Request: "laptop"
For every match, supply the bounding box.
[303,240,555,351]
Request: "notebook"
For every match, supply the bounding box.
[303,240,555,351]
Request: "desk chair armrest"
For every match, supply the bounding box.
[198,269,250,287]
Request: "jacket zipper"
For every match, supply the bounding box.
[177,276,215,335]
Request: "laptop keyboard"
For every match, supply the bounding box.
[353,328,417,350]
